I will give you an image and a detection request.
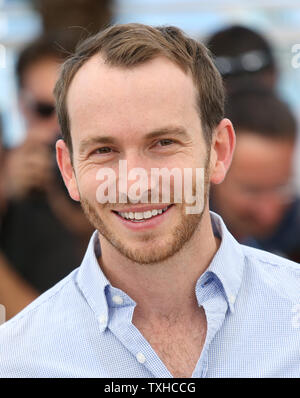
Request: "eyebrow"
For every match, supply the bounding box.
[78,126,190,154]
[144,126,190,141]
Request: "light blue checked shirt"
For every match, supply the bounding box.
[1,212,300,378]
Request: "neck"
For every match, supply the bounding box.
[98,209,220,320]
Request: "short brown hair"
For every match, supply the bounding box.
[17,32,80,88]
[225,82,296,141]
[54,23,225,153]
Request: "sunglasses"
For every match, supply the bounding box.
[32,101,56,119]
[22,91,56,119]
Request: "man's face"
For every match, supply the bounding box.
[65,56,213,264]
[20,57,60,144]
[213,132,295,239]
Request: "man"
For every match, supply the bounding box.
[1,34,92,295]
[206,25,277,92]
[0,117,37,321]
[206,24,300,201]
[0,24,300,378]
[211,85,300,262]
[0,115,5,215]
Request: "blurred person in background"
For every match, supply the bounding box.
[0,115,6,216]
[0,115,38,320]
[206,24,277,93]
[211,84,300,262]
[0,34,93,298]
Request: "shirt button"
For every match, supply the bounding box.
[228,295,235,304]
[112,295,124,305]
[136,352,146,364]
[98,314,107,324]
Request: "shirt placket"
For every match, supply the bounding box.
[192,279,229,378]
[108,304,173,377]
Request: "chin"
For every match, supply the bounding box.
[81,197,204,264]
[252,228,276,240]
[242,222,276,239]
[107,233,184,265]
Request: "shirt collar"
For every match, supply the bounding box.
[76,231,110,330]
[204,211,245,312]
[76,211,245,328]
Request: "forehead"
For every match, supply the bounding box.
[67,55,200,144]
[230,132,294,183]
[22,57,60,99]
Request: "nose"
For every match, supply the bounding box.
[118,152,153,203]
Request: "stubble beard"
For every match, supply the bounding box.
[80,163,210,265]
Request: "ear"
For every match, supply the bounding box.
[56,139,80,201]
[210,118,235,185]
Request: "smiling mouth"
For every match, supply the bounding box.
[112,204,173,222]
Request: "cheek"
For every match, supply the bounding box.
[219,183,253,213]
[233,196,258,215]
[76,167,102,202]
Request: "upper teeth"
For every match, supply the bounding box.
[118,206,169,220]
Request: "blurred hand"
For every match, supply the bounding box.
[4,136,55,200]
[0,252,39,320]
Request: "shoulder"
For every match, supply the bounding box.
[0,267,88,377]
[0,267,81,345]
[240,244,300,300]
[242,244,300,269]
